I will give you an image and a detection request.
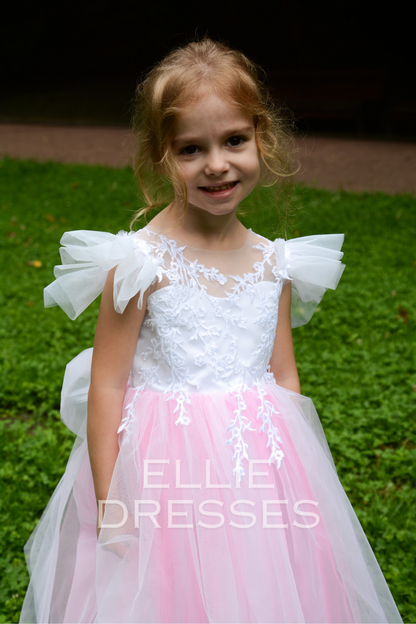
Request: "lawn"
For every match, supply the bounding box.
[0,157,415,623]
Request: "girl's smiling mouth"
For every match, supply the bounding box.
[199,181,238,198]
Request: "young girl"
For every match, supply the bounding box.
[20,39,402,623]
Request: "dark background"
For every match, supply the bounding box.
[1,0,415,138]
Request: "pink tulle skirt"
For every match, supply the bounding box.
[19,356,402,623]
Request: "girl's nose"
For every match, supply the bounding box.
[204,149,230,176]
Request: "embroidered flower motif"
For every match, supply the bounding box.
[194,354,206,367]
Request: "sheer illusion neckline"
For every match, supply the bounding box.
[142,227,253,253]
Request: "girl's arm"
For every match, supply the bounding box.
[87,267,148,537]
[269,281,301,394]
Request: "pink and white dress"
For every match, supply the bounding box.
[19,228,402,623]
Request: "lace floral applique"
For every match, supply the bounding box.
[225,383,257,481]
[225,241,276,304]
[143,233,228,293]
[117,365,159,444]
[255,380,284,468]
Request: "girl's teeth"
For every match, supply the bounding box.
[205,183,235,192]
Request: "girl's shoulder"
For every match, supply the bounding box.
[44,228,164,320]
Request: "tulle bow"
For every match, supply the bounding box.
[44,230,163,319]
[274,234,345,327]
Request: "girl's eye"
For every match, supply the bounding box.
[180,145,200,156]
[227,135,245,147]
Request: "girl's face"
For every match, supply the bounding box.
[171,92,261,217]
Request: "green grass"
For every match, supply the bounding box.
[0,157,415,622]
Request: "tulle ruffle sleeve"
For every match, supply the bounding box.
[44,230,163,319]
[274,234,345,328]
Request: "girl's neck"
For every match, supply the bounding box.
[146,202,248,252]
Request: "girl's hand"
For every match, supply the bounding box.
[96,505,136,560]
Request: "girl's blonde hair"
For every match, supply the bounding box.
[131,38,296,229]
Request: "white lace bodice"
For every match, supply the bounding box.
[44,226,345,478]
[129,229,283,397]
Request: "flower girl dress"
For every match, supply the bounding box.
[19,228,402,623]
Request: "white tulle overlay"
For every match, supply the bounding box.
[20,228,402,623]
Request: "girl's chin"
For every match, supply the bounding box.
[187,200,239,217]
